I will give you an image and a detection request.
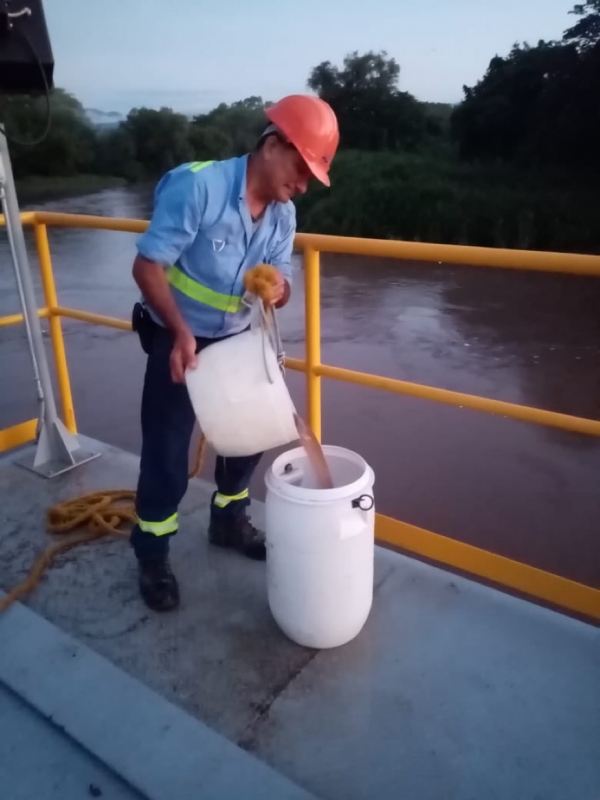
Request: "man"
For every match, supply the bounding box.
[129,94,339,612]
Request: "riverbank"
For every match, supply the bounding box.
[15,175,127,205]
[13,158,600,255]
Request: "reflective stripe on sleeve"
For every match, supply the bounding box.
[167,266,244,313]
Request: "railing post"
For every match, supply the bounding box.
[0,130,99,477]
[34,222,77,434]
[304,246,322,441]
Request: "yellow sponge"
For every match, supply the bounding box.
[244,264,279,303]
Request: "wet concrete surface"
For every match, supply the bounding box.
[0,438,393,745]
[1,187,599,587]
[247,560,600,800]
[0,438,598,800]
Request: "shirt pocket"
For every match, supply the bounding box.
[197,221,242,255]
[187,226,245,293]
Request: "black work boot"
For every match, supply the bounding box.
[138,558,180,611]
[208,514,266,561]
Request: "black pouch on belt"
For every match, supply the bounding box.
[131,302,155,355]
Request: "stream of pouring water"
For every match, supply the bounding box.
[259,300,334,490]
[294,413,334,490]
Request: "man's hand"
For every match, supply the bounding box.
[243,265,290,308]
[271,269,290,308]
[170,326,198,383]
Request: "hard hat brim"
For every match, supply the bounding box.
[304,158,331,187]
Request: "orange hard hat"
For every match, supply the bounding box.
[265,95,339,187]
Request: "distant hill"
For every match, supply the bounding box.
[84,108,125,128]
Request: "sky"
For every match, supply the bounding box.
[43,0,576,116]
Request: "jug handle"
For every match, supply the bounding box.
[259,302,285,385]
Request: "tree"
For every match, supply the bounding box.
[122,107,194,177]
[421,102,454,135]
[563,0,600,51]
[94,126,137,181]
[1,88,96,177]
[309,51,400,98]
[308,51,429,150]
[188,125,233,161]
[190,96,269,158]
[450,41,580,162]
[449,26,600,175]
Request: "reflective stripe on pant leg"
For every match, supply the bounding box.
[136,512,178,536]
[213,489,249,509]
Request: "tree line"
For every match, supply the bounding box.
[2,0,599,252]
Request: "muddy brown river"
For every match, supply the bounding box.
[1,187,599,589]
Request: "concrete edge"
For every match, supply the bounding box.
[0,592,318,800]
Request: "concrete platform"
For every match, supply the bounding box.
[0,586,315,800]
[0,685,142,800]
[0,436,599,800]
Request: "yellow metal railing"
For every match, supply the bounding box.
[1,210,600,622]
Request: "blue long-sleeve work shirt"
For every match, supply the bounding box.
[136,155,295,338]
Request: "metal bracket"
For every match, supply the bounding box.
[15,419,100,478]
[0,123,100,478]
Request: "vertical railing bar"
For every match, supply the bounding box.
[303,246,322,441]
[34,221,77,434]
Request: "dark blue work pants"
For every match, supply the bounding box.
[129,318,262,562]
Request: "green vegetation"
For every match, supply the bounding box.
[2,0,599,252]
[295,151,599,253]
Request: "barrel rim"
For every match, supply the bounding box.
[265,444,375,504]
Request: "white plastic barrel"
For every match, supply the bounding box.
[185,325,298,457]
[265,445,375,649]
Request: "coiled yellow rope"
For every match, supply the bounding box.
[0,437,207,613]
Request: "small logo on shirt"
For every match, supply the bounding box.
[212,239,226,252]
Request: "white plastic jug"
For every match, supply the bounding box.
[265,445,375,649]
[185,302,298,457]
